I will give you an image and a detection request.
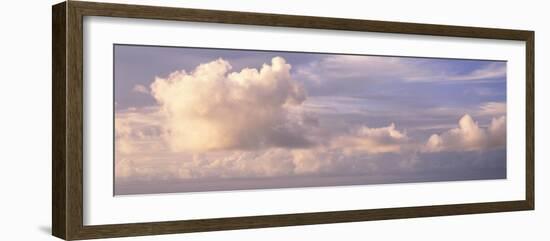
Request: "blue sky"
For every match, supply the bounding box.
[114,44,507,195]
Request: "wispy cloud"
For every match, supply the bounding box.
[478,102,506,116]
[131,84,149,94]
[295,55,506,85]
[404,62,506,83]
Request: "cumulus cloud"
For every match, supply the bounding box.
[331,123,408,154]
[115,107,164,154]
[115,106,506,182]
[150,57,310,152]
[114,103,410,180]
[114,108,507,193]
[114,107,170,180]
[424,114,506,152]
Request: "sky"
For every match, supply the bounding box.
[114,44,507,195]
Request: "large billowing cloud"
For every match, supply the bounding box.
[150,57,310,152]
[424,114,506,152]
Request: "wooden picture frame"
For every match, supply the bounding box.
[52,1,534,240]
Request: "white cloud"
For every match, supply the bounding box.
[295,55,506,85]
[403,62,506,83]
[187,149,298,178]
[115,109,504,182]
[488,115,506,147]
[150,57,310,152]
[114,107,166,157]
[114,104,409,180]
[331,123,408,154]
[132,84,149,94]
[295,55,423,84]
[446,62,506,81]
[424,114,506,152]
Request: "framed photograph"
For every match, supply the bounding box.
[52,1,534,240]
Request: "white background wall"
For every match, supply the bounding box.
[0,0,547,240]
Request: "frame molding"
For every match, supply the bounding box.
[52,1,534,240]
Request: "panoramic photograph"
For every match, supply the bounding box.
[114,44,507,195]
